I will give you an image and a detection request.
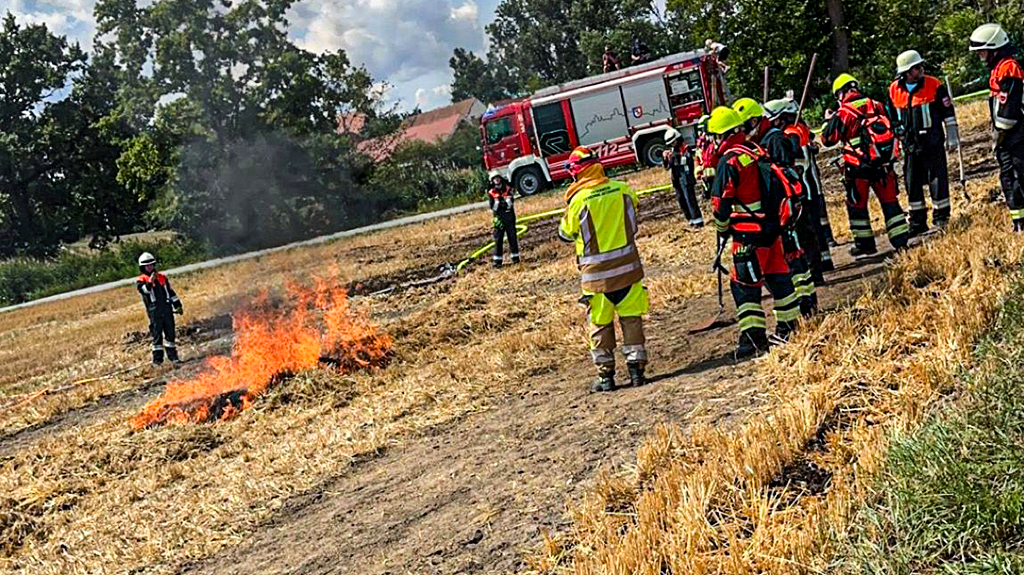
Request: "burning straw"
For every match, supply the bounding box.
[132,280,393,430]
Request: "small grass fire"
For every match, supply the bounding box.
[132,280,393,430]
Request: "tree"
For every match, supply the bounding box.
[94,0,390,252]
[449,48,509,103]
[0,13,87,256]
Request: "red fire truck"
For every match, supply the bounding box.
[480,48,728,195]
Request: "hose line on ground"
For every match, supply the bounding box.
[456,183,672,273]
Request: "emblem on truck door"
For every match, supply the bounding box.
[631,106,644,119]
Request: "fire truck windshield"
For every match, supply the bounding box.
[484,117,514,145]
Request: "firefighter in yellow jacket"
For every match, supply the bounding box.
[558,146,648,392]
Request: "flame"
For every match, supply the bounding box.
[132,279,393,430]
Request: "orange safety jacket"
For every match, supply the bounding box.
[988,55,1024,133]
[888,75,954,142]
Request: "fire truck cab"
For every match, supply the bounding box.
[481,48,728,195]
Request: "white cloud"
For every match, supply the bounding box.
[288,0,487,108]
[3,0,501,112]
[450,1,477,21]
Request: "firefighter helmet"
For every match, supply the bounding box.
[565,146,600,178]
[732,97,765,122]
[896,50,925,75]
[706,106,743,135]
[970,23,1010,52]
[832,73,858,96]
[138,252,156,273]
[664,128,681,145]
[763,98,799,120]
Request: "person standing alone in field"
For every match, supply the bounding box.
[488,175,520,267]
[136,252,183,366]
[558,146,648,392]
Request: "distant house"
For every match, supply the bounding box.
[338,98,487,163]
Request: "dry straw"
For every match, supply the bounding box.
[528,102,1016,574]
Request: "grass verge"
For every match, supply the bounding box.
[834,280,1024,575]
[0,238,208,306]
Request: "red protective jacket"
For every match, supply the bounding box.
[711,133,768,238]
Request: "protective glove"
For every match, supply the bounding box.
[945,122,959,151]
[173,303,183,315]
[492,216,503,230]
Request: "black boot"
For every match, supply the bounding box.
[735,329,769,360]
[627,362,647,387]
[591,366,616,392]
[849,243,878,259]
[152,349,164,365]
[511,254,520,264]
[166,346,181,364]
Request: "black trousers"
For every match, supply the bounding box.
[148,311,177,362]
[904,135,951,228]
[996,129,1024,230]
[673,174,704,225]
[493,212,519,264]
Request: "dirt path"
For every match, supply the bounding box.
[183,236,894,575]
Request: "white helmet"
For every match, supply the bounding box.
[896,49,925,75]
[664,127,681,145]
[970,23,1009,51]
[763,98,798,120]
[138,252,156,267]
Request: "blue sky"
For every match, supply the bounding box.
[2,0,503,111]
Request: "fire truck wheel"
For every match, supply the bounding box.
[639,137,669,167]
[513,166,545,196]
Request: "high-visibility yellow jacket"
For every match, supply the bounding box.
[558,166,644,294]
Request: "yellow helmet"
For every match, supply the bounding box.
[732,97,765,123]
[706,106,744,135]
[832,73,858,95]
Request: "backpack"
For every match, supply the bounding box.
[733,144,802,244]
[841,100,899,167]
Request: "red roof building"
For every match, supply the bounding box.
[340,98,487,162]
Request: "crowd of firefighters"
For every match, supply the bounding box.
[484,22,1024,392]
[134,24,1022,395]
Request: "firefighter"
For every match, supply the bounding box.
[488,174,520,267]
[970,23,1024,231]
[662,127,705,228]
[558,146,648,392]
[136,252,183,365]
[823,74,910,257]
[708,106,801,358]
[631,38,652,66]
[733,98,818,316]
[696,114,718,200]
[602,45,621,73]
[888,50,958,235]
[765,97,836,275]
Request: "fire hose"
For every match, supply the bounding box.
[455,183,673,273]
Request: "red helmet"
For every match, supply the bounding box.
[565,146,599,178]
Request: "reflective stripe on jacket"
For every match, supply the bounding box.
[989,55,1024,133]
[136,272,179,314]
[558,178,644,293]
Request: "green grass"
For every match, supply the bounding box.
[837,279,1024,574]
[0,238,208,306]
